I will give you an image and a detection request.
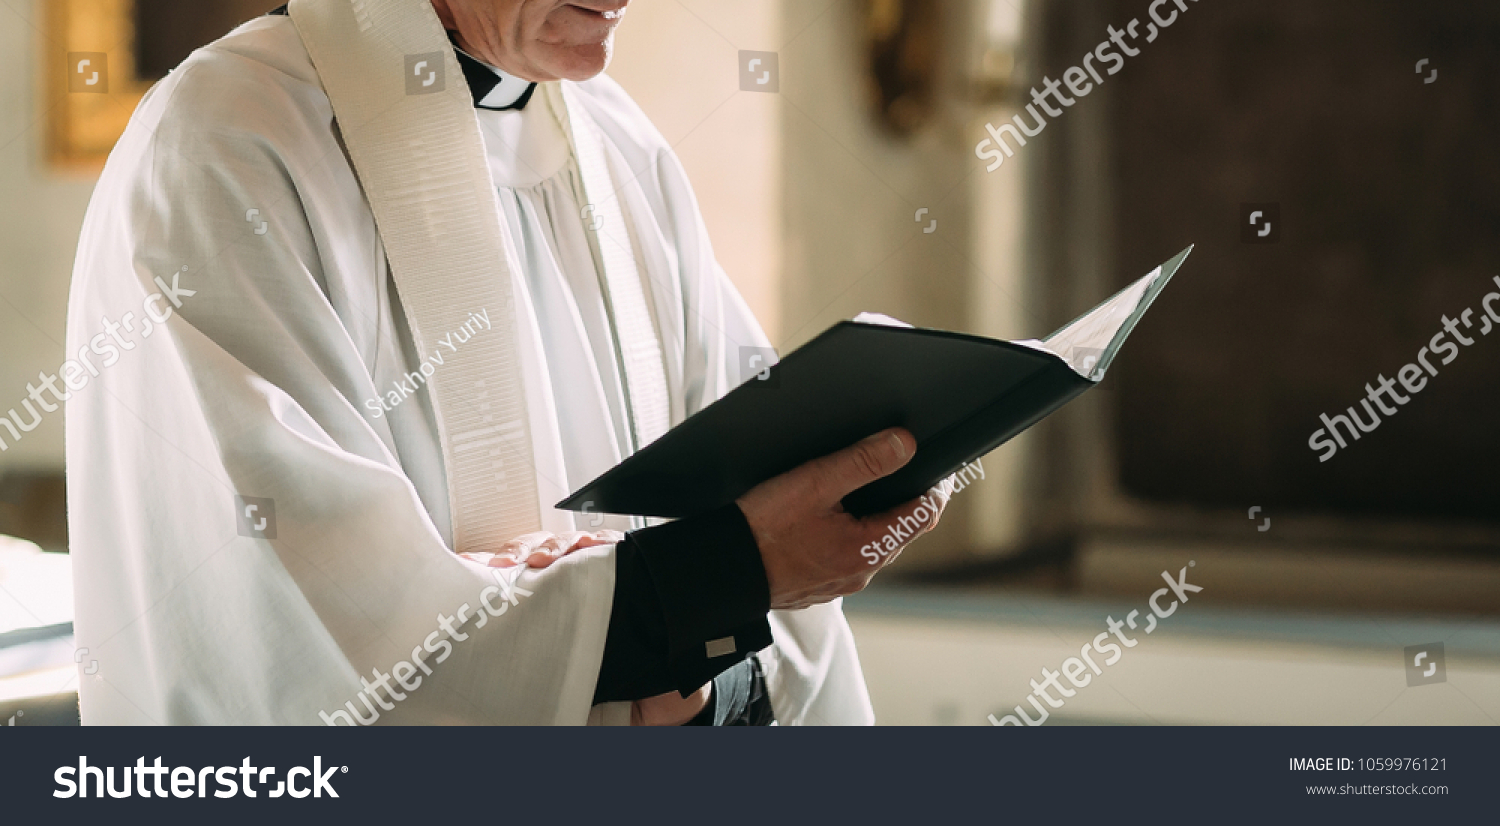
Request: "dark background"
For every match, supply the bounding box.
[135,0,279,78]
[1099,0,1500,523]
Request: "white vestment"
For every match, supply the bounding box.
[64,6,873,725]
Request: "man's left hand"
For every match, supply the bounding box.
[630,684,711,725]
[459,530,625,569]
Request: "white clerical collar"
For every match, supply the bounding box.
[476,78,570,189]
[451,44,538,111]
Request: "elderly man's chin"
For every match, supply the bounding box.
[536,2,624,80]
[535,38,615,81]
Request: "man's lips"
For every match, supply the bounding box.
[565,1,628,20]
[548,2,626,41]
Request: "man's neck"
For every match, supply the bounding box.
[448,33,538,111]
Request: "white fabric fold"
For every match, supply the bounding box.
[546,82,671,450]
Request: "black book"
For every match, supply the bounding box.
[558,246,1192,519]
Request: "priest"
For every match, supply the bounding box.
[65,0,947,725]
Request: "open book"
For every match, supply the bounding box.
[558,246,1192,518]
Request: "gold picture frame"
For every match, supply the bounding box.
[44,0,153,170]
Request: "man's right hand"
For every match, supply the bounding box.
[736,428,946,610]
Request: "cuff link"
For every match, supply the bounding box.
[705,636,737,659]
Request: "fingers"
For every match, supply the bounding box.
[571,530,625,549]
[922,482,952,527]
[458,530,625,571]
[525,535,572,567]
[860,490,941,538]
[533,530,624,567]
[489,531,552,568]
[807,428,916,504]
[855,487,947,569]
[735,428,936,611]
[490,530,628,569]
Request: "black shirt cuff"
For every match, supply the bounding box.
[593,503,773,704]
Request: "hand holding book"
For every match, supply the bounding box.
[737,428,948,608]
[559,247,1193,520]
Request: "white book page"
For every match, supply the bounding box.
[1040,266,1162,379]
[851,311,914,328]
[848,260,1166,381]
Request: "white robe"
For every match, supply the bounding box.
[64,12,873,725]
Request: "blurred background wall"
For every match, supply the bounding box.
[0,2,96,472]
